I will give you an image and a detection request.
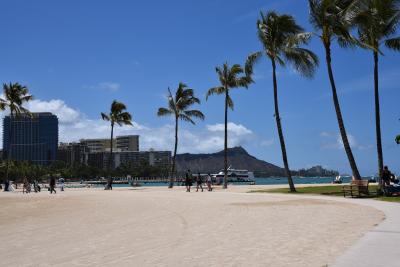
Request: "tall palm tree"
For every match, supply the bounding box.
[206,55,258,189]
[309,0,363,180]
[101,100,132,188]
[255,11,319,192]
[354,0,400,186]
[0,83,34,181]
[157,83,204,188]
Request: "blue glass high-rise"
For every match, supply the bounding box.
[3,112,58,165]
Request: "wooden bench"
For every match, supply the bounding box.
[342,180,375,198]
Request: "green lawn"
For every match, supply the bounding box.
[249,185,400,203]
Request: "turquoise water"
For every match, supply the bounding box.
[97,176,358,187]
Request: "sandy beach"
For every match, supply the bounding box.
[0,185,384,267]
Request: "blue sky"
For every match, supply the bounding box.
[0,0,399,175]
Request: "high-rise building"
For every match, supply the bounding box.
[57,142,89,166]
[80,138,113,153]
[2,112,58,165]
[116,135,139,151]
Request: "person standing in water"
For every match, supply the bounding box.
[49,176,56,194]
[196,173,203,192]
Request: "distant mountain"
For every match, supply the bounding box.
[176,147,339,178]
[176,146,286,177]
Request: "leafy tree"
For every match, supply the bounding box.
[0,83,34,181]
[309,0,363,180]
[354,0,400,184]
[101,100,132,187]
[157,83,204,188]
[255,11,319,192]
[206,55,258,189]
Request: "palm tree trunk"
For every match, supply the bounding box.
[324,43,361,180]
[5,111,14,184]
[170,116,178,188]
[373,50,384,189]
[108,122,114,188]
[272,59,296,192]
[223,89,228,189]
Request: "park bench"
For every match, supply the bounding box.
[342,180,375,198]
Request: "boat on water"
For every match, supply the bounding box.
[332,175,342,184]
[212,167,255,184]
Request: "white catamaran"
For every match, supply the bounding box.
[212,167,255,182]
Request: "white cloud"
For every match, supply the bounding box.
[27,99,81,124]
[0,97,260,153]
[207,122,253,136]
[87,82,120,92]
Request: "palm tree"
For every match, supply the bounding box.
[206,55,258,189]
[396,135,400,144]
[255,11,319,192]
[309,0,363,180]
[0,83,34,181]
[101,100,132,188]
[157,83,204,188]
[354,0,400,186]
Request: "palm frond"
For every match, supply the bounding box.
[184,110,205,120]
[101,112,110,121]
[226,95,234,110]
[206,86,226,100]
[245,51,262,78]
[178,113,195,125]
[385,36,400,50]
[157,107,174,117]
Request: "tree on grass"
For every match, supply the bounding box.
[255,11,319,192]
[354,0,400,185]
[157,83,204,188]
[309,0,363,180]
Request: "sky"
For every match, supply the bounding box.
[0,0,399,175]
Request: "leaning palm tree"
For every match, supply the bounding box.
[157,83,205,188]
[255,11,319,192]
[0,83,34,180]
[309,0,363,180]
[101,100,132,188]
[206,55,257,189]
[354,0,400,186]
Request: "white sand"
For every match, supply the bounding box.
[0,186,384,267]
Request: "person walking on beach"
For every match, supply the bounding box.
[59,177,65,191]
[4,179,9,192]
[185,170,192,192]
[49,176,56,194]
[196,173,203,192]
[206,173,213,191]
[23,178,31,194]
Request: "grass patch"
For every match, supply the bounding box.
[249,185,400,203]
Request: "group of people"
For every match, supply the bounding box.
[1,176,65,194]
[184,170,213,192]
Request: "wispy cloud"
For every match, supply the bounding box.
[233,1,290,24]
[86,82,121,92]
[320,131,373,150]
[317,68,400,100]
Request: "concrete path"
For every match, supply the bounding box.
[329,197,400,267]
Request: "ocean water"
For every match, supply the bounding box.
[96,176,358,188]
